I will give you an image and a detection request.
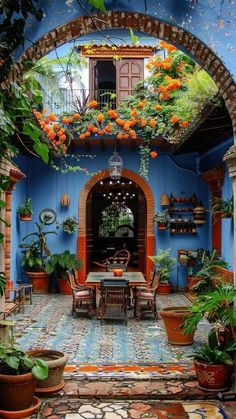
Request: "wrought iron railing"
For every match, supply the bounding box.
[42,88,117,114]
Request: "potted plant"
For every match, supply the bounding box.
[186,266,202,291]
[150,248,176,294]
[19,222,56,293]
[61,216,78,234]
[159,306,196,345]
[188,328,236,391]
[45,250,82,294]
[17,198,33,221]
[153,210,168,230]
[27,349,68,393]
[212,197,233,219]
[0,345,48,413]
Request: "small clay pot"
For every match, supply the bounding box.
[157,283,172,295]
[19,214,32,221]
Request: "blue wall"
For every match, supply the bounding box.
[11,147,210,289]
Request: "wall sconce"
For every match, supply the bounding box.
[61,193,70,207]
[160,194,170,206]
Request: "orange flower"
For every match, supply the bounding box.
[59,134,66,142]
[97,113,104,123]
[44,125,50,133]
[44,118,50,125]
[107,109,118,119]
[124,133,129,139]
[87,124,94,132]
[170,115,179,124]
[155,104,162,111]
[61,117,69,124]
[116,118,125,127]
[88,100,98,108]
[130,109,137,117]
[149,119,156,128]
[104,125,111,134]
[49,113,56,121]
[48,130,56,140]
[124,122,130,131]
[97,129,104,135]
[180,120,189,127]
[57,128,65,136]
[159,40,177,52]
[117,133,124,140]
[140,118,147,127]
[129,130,137,139]
[92,127,98,133]
[53,123,59,130]
[137,101,144,109]
[73,113,81,120]
[150,151,158,158]
[79,133,86,140]
[85,131,90,137]
[129,119,137,127]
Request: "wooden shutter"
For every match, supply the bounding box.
[116,59,144,104]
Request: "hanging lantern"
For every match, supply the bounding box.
[108,151,123,180]
[61,193,70,207]
[160,194,170,206]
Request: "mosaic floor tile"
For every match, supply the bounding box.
[12,293,210,365]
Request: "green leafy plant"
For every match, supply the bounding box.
[0,346,48,380]
[17,198,33,215]
[0,272,6,297]
[212,197,233,219]
[188,328,236,365]
[60,217,78,234]
[150,248,176,284]
[153,210,169,225]
[19,222,56,272]
[45,250,82,279]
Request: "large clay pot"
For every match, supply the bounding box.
[160,306,195,345]
[26,271,49,294]
[194,359,231,391]
[28,349,68,391]
[58,278,72,295]
[0,371,36,411]
[157,283,172,295]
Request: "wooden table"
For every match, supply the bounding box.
[86,271,146,287]
[86,272,146,318]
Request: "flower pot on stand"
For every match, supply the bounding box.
[26,272,50,294]
[27,349,68,393]
[160,306,196,345]
[194,359,231,392]
[157,283,172,294]
[58,278,72,295]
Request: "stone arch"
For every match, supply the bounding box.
[16,11,236,134]
[77,168,155,282]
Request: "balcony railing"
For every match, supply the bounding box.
[43,88,117,115]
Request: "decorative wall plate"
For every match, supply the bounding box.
[39,209,57,225]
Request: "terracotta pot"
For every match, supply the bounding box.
[157,283,172,295]
[26,271,49,293]
[160,306,195,345]
[113,269,123,277]
[194,359,231,391]
[19,214,32,221]
[187,276,201,291]
[28,349,68,390]
[0,371,36,411]
[158,223,167,230]
[58,278,72,295]
[0,395,40,419]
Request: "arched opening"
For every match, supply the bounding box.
[87,176,146,274]
[78,168,155,283]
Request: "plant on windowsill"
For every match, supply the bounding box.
[45,250,82,294]
[17,198,33,221]
[19,222,56,293]
[212,197,234,219]
[153,210,169,230]
[0,345,48,412]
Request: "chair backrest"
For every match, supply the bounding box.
[148,267,156,287]
[152,271,161,290]
[112,250,130,266]
[66,270,77,289]
[106,263,127,272]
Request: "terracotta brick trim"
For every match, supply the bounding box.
[16,11,236,135]
[77,168,155,282]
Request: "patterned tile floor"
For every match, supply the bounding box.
[13,293,210,365]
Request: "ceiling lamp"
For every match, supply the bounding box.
[108,151,123,180]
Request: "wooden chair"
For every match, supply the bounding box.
[134,271,160,321]
[66,270,95,318]
[93,250,130,270]
[100,278,129,323]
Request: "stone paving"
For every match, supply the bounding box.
[13,293,209,365]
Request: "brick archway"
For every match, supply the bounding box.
[78,169,155,282]
[17,11,236,134]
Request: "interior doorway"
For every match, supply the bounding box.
[86,176,147,274]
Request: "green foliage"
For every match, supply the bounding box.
[45,250,82,279]
[0,346,48,379]
[150,248,176,283]
[188,328,236,365]
[19,222,56,271]
[212,197,234,218]
[59,216,78,234]
[17,198,33,215]
[129,28,139,45]
[0,272,6,297]
[153,210,169,224]
[87,0,106,12]
[183,283,236,335]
